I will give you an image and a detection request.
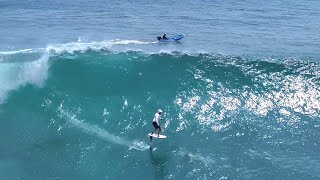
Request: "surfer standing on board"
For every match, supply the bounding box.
[151,109,163,137]
[149,109,163,148]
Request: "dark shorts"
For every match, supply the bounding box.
[152,122,161,129]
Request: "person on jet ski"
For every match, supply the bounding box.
[162,33,168,39]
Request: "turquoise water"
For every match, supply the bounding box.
[1,0,320,179]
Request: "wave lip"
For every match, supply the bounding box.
[0,53,49,104]
[46,39,155,54]
[0,48,41,55]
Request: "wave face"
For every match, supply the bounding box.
[0,46,320,179]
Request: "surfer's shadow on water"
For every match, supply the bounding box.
[149,149,170,180]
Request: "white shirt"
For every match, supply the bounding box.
[153,112,161,125]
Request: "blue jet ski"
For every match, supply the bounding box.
[157,34,185,42]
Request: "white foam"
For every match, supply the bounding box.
[46,39,154,54]
[0,53,49,104]
[0,39,196,62]
[0,48,42,55]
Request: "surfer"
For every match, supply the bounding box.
[149,109,163,148]
[149,109,166,149]
[151,109,163,137]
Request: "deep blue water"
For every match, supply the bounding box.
[0,0,320,179]
[1,0,320,55]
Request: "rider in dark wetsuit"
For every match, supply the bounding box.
[162,33,168,39]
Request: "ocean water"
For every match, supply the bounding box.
[0,0,320,179]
